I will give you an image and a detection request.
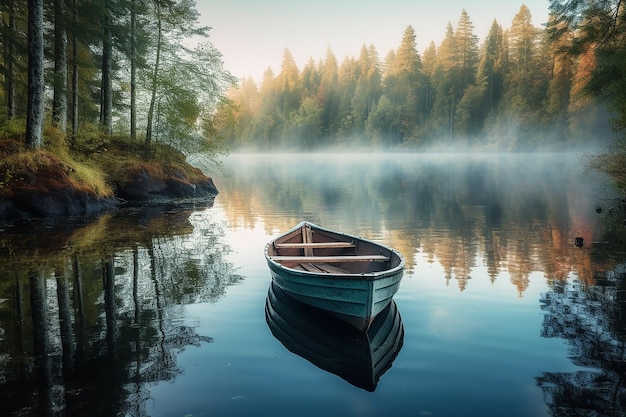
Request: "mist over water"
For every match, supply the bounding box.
[217,151,614,250]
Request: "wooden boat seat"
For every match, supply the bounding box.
[270,255,389,263]
[299,262,350,274]
[275,242,355,249]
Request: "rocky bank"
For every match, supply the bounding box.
[0,153,218,226]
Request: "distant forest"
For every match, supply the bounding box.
[215,5,620,151]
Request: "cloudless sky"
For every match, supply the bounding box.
[195,0,551,82]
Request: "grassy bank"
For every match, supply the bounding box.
[0,124,213,210]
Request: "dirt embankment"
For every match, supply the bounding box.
[0,142,218,226]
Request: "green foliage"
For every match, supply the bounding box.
[546,0,626,185]
[216,5,619,152]
[0,119,26,140]
[3,0,623,158]
[0,0,232,163]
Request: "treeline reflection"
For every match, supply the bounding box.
[217,153,624,292]
[0,203,242,417]
[214,152,626,415]
[537,265,626,416]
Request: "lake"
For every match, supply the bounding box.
[1,152,625,417]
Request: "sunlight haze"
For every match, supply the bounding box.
[196,0,550,82]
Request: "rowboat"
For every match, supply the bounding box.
[265,281,404,391]
[264,221,404,331]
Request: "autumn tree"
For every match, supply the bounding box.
[549,0,626,137]
[543,19,573,135]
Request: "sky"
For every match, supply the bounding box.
[195,0,551,82]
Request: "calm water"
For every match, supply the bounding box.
[1,153,626,417]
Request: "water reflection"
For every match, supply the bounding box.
[2,153,626,416]
[217,153,623,291]
[537,264,626,416]
[213,153,626,414]
[0,203,241,417]
[265,281,404,392]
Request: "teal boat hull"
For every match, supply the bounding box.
[265,222,404,331]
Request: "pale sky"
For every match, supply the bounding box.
[195,0,550,82]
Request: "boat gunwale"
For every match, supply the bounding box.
[264,221,405,279]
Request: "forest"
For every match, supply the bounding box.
[0,1,624,160]
[215,3,626,153]
[0,0,234,155]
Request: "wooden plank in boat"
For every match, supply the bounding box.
[271,255,389,263]
[275,242,355,249]
[302,226,314,256]
[315,263,350,274]
[300,262,325,273]
[300,262,350,274]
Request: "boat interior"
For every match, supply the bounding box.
[267,224,397,275]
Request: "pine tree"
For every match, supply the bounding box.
[500,4,542,146]
[275,48,300,118]
[352,44,382,129]
[455,9,480,86]
[384,25,426,142]
[317,47,340,141]
[476,20,507,115]
[301,58,320,99]
[337,56,359,139]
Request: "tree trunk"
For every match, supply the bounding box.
[56,271,75,373]
[5,0,17,119]
[72,255,86,364]
[29,270,51,414]
[52,0,68,133]
[100,0,113,136]
[70,0,78,145]
[130,0,137,140]
[103,255,117,355]
[26,0,44,149]
[145,1,163,146]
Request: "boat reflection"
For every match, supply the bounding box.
[265,281,404,392]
